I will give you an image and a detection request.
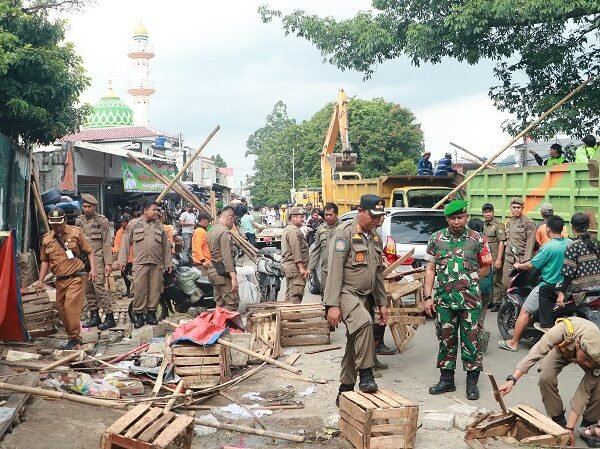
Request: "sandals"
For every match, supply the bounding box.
[580,422,600,448]
[498,340,518,352]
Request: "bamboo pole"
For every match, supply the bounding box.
[449,142,488,164]
[163,380,184,413]
[193,417,305,442]
[216,338,301,375]
[30,176,49,233]
[433,76,596,209]
[40,350,83,372]
[0,381,127,409]
[156,126,220,202]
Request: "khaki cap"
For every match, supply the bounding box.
[288,207,305,216]
[580,329,600,365]
[47,208,65,224]
[510,196,525,206]
[81,194,98,205]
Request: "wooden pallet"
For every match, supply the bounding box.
[21,290,56,338]
[0,372,40,439]
[246,310,281,360]
[339,389,419,449]
[171,343,230,390]
[464,404,570,448]
[100,404,194,449]
[279,305,329,347]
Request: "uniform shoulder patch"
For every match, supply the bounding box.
[334,238,347,252]
[593,368,600,378]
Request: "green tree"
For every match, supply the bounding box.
[259,2,600,138]
[388,159,416,176]
[247,97,423,206]
[0,0,91,144]
[211,154,228,168]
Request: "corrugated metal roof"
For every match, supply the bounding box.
[34,141,175,163]
[58,125,175,142]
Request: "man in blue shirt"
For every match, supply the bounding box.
[435,153,454,176]
[417,152,433,175]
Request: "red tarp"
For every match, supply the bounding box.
[0,230,29,341]
[171,307,244,346]
[60,141,76,194]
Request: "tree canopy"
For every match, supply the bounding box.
[259,2,600,138]
[211,154,228,168]
[0,0,91,145]
[246,97,423,206]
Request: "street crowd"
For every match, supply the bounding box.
[34,186,600,446]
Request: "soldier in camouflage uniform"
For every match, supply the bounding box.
[424,200,493,400]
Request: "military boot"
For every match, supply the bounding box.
[145,311,158,326]
[82,310,101,328]
[358,369,378,393]
[336,383,354,407]
[97,313,116,331]
[133,313,145,329]
[466,371,480,400]
[375,339,398,355]
[429,369,456,395]
[63,338,81,350]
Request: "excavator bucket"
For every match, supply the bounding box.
[333,152,358,171]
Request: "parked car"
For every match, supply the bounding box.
[254,215,284,249]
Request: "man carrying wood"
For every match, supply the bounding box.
[281,207,309,303]
[324,195,389,405]
[498,317,600,447]
[207,206,239,311]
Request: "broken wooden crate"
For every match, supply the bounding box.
[339,390,419,449]
[246,309,281,361]
[171,343,230,390]
[278,304,329,347]
[464,404,570,448]
[100,404,194,449]
[21,289,56,338]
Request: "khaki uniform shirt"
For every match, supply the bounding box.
[75,213,112,264]
[117,218,172,268]
[516,317,599,415]
[505,216,536,260]
[207,223,236,273]
[281,224,309,274]
[308,221,339,273]
[324,219,387,308]
[483,218,506,261]
[40,225,92,277]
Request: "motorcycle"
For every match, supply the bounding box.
[128,253,215,321]
[256,247,283,302]
[497,266,600,344]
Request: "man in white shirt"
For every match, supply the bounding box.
[179,205,196,254]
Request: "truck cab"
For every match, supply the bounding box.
[390,186,462,208]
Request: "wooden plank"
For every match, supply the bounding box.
[339,394,368,424]
[340,410,364,436]
[171,344,222,356]
[136,411,175,442]
[345,391,377,410]
[105,404,151,435]
[371,434,408,448]
[356,391,390,408]
[383,248,415,276]
[370,423,407,434]
[280,327,330,336]
[280,321,329,329]
[520,434,561,445]
[174,365,222,376]
[379,390,417,407]
[385,316,425,326]
[152,415,194,448]
[123,407,163,439]
[22,303,53,314]
[281,335,330,347]
[284,353,301,366]
[372,408,409,420]
[404,406,419,448]
[172,356,222,366]
[513,404,569,436]
[304,345,341,354]
[105,434,155,449]
[0,374,39,438]
[24,310,55,322]
[371,391,402,408]
[340,416,365,449]
[181,376,220,389]
[280,311,325,320]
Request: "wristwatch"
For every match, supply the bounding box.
[506,374,518,384]
[424,295,432,300]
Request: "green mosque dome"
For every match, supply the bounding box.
[84,83,134,128]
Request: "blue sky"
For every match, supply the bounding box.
[66,0,513,181]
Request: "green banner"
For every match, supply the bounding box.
[122,158,177,192]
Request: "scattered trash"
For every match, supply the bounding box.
[194,414,219,436]
[299,385,317,397]
[241,392,264,402]
[219,403,273,418]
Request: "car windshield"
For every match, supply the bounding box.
[389,214,447,244]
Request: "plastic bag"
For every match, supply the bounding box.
[70,372,120,398]
[176,267,201,295]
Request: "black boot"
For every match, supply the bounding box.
[429,369,456,395]
[358,368,378,393]
[133,313,145,329]
[336,383,354,407]
[466,371,480,400]
[63,338,81,350]
[97,313,116,331]
[82,310,101,328]
[374,356,388,370]
[375,340,398,355]
[146,311,158,326]
[581,418,596,429]
[551,412,567,427]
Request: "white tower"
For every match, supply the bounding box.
[127,22,155,126]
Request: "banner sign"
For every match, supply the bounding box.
[122,158,177,192]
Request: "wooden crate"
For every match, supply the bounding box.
[279,304,329,347]
[171,343,230,390]
[100,404,194,449]
[464,404,570,448]
[246,310,281,360]
[21,290,56,338]
[339,390,419,449]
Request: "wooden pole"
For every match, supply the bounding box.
[210,190,217,219]
[23,146,33,251]
[216,338,301,375]
[433,76,596,209]
[193,417,305,442]
[449,142,488,164]
[30,176,49,233]
[156,126,220,203]
[163,380,184,413]
[40,350,83,372]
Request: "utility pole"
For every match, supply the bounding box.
[292,146,296,191]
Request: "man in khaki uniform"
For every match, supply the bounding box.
[499,317,600,447]
[503,196,536,287]
[325,195,390,405]
[117,200,172,328]
[482,203,506,312]
[308,202,339,296]
[207,206,239,311]
[281,207,309,303]
[37,208,97,349]
[75,194,115,330]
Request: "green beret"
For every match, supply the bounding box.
[444,200,468,217]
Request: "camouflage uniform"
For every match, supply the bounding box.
[425,227,493,371]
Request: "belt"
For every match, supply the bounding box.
[55,271,87,281]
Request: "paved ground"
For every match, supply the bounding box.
[0,284,587,449]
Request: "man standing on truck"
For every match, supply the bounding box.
[576,135,600,163]
[482,203,506,313]
[503,197,536,288]
[435,152,454,176]
[529,143,566,166]
[417,151,433,175]
[281,207,310,303]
